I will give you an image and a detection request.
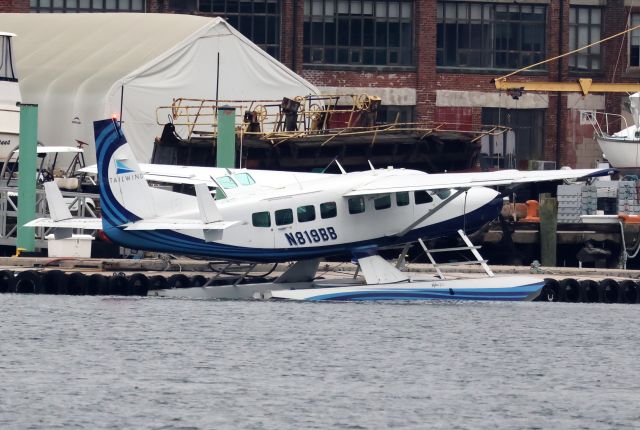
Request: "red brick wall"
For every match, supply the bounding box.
[434,106,473,131]
[301,70,416,88]
[0,0,29,12]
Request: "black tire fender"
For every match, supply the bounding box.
[598,278,619,303]
[68,272,88,296]
[167,274,190,289]
[87,274,108,295]
[128,273,149,296]
[0,270,16,293]
[42,270,68,295]
[559,278,580,302]
[578,279,599,303]
[15,271,43,294]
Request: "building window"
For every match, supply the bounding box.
[437,2,546,70]
[198,0,280,59]
[303,0,414,66]
[377,105,415,123]
[569,7,601,72]
[30,0,144,12]
[631,14,640,67]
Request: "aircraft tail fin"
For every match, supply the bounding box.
[194,183,222,223]
[43,181,72,221]
[93,119,156,229]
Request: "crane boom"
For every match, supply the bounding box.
[493,78,640,96]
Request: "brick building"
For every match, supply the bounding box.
[2,0,639,168]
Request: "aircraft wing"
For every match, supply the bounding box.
[123,219,239,231]
[343,168,615,197]
[25,217,103,229]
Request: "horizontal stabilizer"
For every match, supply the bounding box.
[24,217,103,229]
[123,219,239,231]
[357,254,409,285]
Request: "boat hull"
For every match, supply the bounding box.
[596,136,640,168]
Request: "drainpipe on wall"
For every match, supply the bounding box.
[555,0,564,166]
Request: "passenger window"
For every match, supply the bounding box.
[234,172,256,185]
[396,192,410,206]
[320,201,337,219]
[435,189,452,199]
[297,205,316,222]
[216,176,238,189]
[252,211,271,227]
[374,195,391,210]
[348,197,365,214]
[275,208,293,226]
[414,190,434,205]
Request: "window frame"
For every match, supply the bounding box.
[320,201,337,219]
[374,194,391,210]
[303,0,415,67]
[569,6,602,73]
[348,196,366,214]
[414,191,434,205]
[30,0,145,12]
[396,192,410,207]
[198,0,281,59]
[275,208,294,226]
[631,13,640,69]
[297,205,317,223]
[436,1,546,71]
[252,211,271,227]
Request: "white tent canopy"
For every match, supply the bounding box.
[0,13,319,164]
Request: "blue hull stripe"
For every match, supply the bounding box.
[303,282,544,301]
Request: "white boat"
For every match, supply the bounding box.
[593,93,640,169]
[0,32,20,161]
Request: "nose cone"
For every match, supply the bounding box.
[465,187,503,231]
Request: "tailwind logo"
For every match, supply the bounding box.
[115,160,135,175]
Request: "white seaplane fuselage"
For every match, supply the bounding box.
[103,165,501,262]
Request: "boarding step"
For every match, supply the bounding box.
[418,229,494,279]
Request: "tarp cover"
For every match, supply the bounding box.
[0,13,319,163]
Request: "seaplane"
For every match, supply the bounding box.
[31,118,615,301]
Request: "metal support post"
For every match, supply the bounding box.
[16,104,38,253]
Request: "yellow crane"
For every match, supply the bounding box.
[493,24,640,96]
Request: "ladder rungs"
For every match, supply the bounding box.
[424,245,482,254]
[430,260,488,267]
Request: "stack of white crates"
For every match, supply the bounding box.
[557,184,597,223]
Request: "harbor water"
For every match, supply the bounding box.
[1,295,639,429]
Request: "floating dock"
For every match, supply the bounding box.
[0,257,639,304]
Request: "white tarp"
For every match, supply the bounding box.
[0,13,319,163]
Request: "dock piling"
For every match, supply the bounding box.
[539,193,558,267]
